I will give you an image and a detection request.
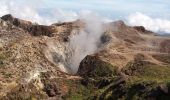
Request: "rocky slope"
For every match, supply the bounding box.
[0,14,170,100]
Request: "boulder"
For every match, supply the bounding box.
[77,55,118,78]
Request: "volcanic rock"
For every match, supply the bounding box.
[0,14,170,100]
[77,55,118,78]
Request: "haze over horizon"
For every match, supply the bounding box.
[1,0,170,34]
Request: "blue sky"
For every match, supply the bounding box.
[40,0,170,19]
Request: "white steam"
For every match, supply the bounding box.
[43,11,106,74]
[127,12,170,34]
[66,12,104,73]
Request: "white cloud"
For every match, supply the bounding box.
[0,0,44,24]
[0,0,112,25]
[127,12,170,34]
[0,0,79,25]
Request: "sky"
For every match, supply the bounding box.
[43,0,170,19]
[0,0,170,34]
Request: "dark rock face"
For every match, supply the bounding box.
[133,26,154,34]
[147,84,170,100]
[93,76,127,100]
[92,77,170,100]
[134,26,146,32]
[1,14,14,22]
[1,14,55,36]
[100,33,112,44]
[40,72,65,98]
[28,25,55,36]
[77,55,118,78]
[1,14,33,30]
[43,82,61,97]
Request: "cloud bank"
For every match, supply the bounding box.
[127,12,170,34]
[0,0,79,25]
[0,0,112,25]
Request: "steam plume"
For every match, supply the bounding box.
[66,11,104,73]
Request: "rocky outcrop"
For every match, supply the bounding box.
[1,14,56,36]
[28,25,56,36]
[1,14,84,37]
[1,14,33,31]
[134,26,146,32]
[77,55,118,78]
[133,26,153,34]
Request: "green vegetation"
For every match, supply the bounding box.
[119,60,170,100]
[78,56,118,79]
[123,60,170,83]
[71,59,170,100]
[62,79,92,100]
[90,63,118,78]
[0,53,6,68]
[3,56,170,100]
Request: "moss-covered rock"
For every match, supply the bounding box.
[114,59,170,100]
[77,55,118,78]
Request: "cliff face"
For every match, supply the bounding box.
[0,14,170,100]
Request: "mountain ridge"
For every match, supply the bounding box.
[0,14,170,100]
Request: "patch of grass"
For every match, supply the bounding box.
[0,51,12,68]
[118,60,170,100]
[1,71,13,78]
[0,53,6,68]
[141,65,170,82]
[89,63,118,79]
[123,60,170,83]
[62,79,92,100]
[127,64,170,84]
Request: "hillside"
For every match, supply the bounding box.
[0,14,170,100]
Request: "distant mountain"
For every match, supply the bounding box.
[158,33,170,37]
